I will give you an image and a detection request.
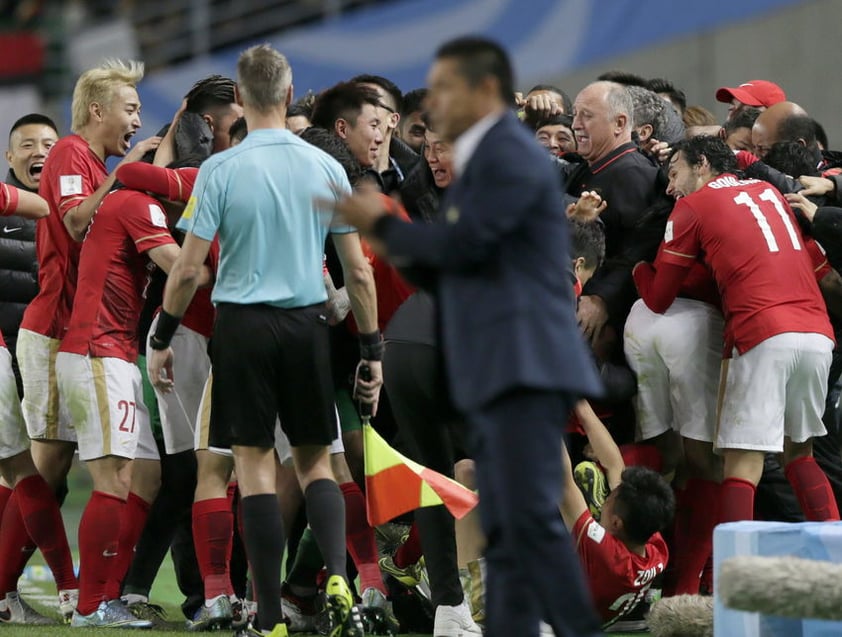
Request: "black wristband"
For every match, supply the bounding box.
[359,330,384,361]
[150,310,181,350]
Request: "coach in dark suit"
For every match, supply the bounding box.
[331,37,603,637]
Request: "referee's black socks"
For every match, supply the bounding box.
[304,479,347,578]
[241,493,285,630]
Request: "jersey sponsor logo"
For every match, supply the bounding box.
[59,174,83,197]
[664,220,674,243]
[149,204,168,229]
[586,519,606,544]
[182,195,197,220]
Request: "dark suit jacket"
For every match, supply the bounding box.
[374,111,603,412]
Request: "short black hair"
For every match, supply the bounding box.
[351,74,403,114]
[435,36,514,104]
[723,107,761,135]
[287,92,316,120]
[597,70,648,88]
[647,77,687,113]
[569,219,605,271]
[184,75,237,114]
[814,120,829,150]
[228,117,247,144]
[311,82,382,131]
[612,466,675,545]
[533,113,574,133]
[401,88,427,118]
[670,135,737,175]
[763,140,819,178]
[9,113,58,140]
[777,114,819,148]
[527,84,573,115]
[300,126,365,187]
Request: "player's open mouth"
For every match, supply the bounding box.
[28,162,44,179]
[123,132,135,148]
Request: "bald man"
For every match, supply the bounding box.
[751,101,809,158]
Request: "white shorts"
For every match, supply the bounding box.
[624,298,724,443]
[148,318,211,455]
[56,353,159,462]
[196,372,343,464]
[17,329,75,442]
[716,332,833,452]
[0,347,29,460]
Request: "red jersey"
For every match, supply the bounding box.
[574,511,668,627]
[0,182,27,348]
[657,174,833,355]
[23,134,108,339]
[60,189,175,361]
[347,196,415,334]
[179,238,219,338]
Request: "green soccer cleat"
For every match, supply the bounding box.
[319,575,364,637]
[574,460,610,518]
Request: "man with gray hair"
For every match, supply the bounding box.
[569,81,672,349]
[147,44,381,637]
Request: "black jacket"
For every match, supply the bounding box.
[0,169,38,351]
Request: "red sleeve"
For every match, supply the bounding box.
[120,193,176,253]
[633,261,692,314]
[50,146,100,218]
[805,237,831,281]
[0,183,19,216]
[116,164,198,203]
[657,201,702,267]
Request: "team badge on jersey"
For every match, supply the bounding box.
[446,206,459,224]
[664,220,674,243]
[182,195,197,220]
[587,519,606,544]
[149,204,168,229]
[60,175,83,197]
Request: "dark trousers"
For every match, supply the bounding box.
[467,389,601,637]
[383,342,465,608]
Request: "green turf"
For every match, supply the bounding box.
[2,461,647,636]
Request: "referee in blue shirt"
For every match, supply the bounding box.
[148,44,381,637]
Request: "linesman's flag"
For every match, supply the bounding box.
[363,423,479,526]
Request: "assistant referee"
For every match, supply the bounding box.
[147,44,382,637]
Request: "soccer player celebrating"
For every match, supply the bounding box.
[635,135,838,527]
[0,183,79,624]
[16,58,160,532]
[57,167,212,628]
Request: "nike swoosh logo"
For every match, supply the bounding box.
[3,226,21,233]
[102,550,118,557]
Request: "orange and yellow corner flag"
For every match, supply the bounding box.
[363,422,479,527]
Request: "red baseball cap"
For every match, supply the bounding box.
[715,80,786,108]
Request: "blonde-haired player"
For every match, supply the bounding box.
[15,58,160,620]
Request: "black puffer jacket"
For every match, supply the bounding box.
[0,170,38,353]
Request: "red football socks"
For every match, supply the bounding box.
[105,492,150,599]
[394,522,422,569]
[15,474,77,590]
[77,491,125,615]
[0,492,35,596]
[666,479,720,595]
[785,456,841,521]
[193,497,234,600]
[340,481,386,595]
[718,477,756,525]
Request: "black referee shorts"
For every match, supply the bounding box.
[209,302,337,449]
